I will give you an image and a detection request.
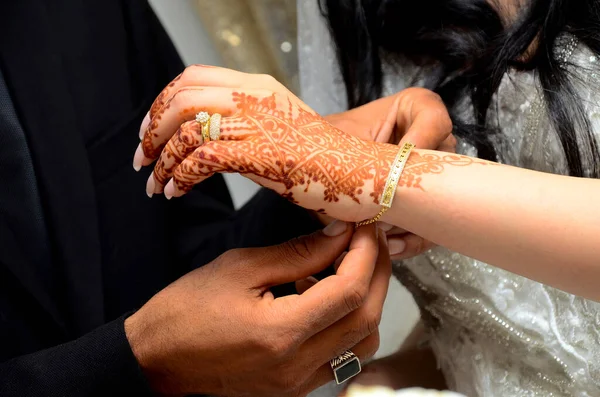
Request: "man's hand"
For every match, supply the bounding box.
[325,88,457,260]
[125,222,391,397]
[325,87,455,151]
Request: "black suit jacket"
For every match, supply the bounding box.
[0,1,319,395]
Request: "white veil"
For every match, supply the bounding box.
[297,0,413,115]
[297,0,348,115]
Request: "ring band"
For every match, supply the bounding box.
[330,350,361,384]
[209,113,222,141]
[196,111,210,143]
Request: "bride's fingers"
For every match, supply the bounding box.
[135,87,254,169]
[163,141,225,198]
[164,139,254,199]
[150,116,249,194]
[149,121,203,195]
[388,234,436,260]
[140,65,285,136]
[137,87,275,168]
[138,87,236,164]
[142,66,242,136]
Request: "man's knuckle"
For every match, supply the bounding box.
[343,282,367,311]
[447,134,458,146]
[366,311,382,334]
[262,336,296,360]
[217,248,249,268]
[363,333,381,359]
[355,312,378,338]
[284,237,313,263]
[435,110,453,133]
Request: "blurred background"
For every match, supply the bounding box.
[148,0,419,393]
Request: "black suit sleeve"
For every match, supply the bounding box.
[0,315,152,397]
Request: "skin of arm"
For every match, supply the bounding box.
[378,148,600,300]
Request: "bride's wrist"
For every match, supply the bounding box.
[357,142,412,225]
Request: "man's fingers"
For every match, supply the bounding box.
[437,134,458,153]
[298,231,391,364]
[248,221,353,287]
[396,88,453,151]
[278,224,379,338]
[295,277,319,295]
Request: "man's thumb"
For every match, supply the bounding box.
[255,221,352,286]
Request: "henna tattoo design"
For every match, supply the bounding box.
[172,93,492,211]
[149,73,182,118]
[143,88,205,160]
[154,121,204,186]
[398,152,493,190]
[174,92,397,205]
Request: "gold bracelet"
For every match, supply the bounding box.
[355,206,389,227]
[356,142,415,227]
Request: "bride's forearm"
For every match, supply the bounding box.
[381,148,600,300]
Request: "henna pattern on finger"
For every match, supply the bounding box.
[142,95,175,159]
[143,88,207,160]
[149,73,182,119]
[153,122,204,187]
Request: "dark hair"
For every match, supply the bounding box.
[320,0,600,177]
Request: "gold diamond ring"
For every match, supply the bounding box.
[196,111,210,143]
[209,113,222,141]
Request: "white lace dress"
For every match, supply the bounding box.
[298,1,600,396]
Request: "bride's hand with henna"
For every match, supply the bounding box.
[133,66,452,226]
[324,88,456,259]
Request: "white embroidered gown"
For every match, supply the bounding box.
[298,1,600,396]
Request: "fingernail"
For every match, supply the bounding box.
[388,239,406,256]
[323,220,348,237]
[133,144,144,172]
[378,222,394,232]
[164,181,174,200]
[145,174,155,198]
[139,112,150,139]
[379,228,388,246]
[334,251,348,271]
